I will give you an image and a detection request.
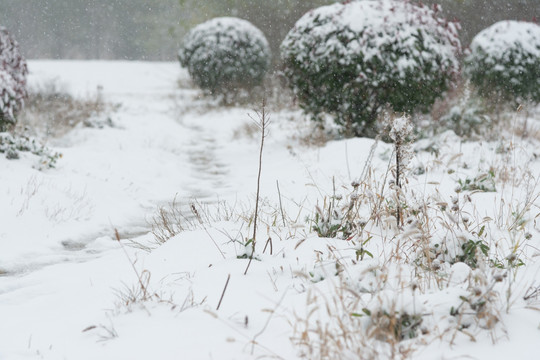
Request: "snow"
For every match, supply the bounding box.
[283,0,460,75]
[182,17,268,46]
[0,60,539,359]
[389,115,413,142]
[471,20,540,59]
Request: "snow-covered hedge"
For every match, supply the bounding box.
[178,17,271,97]
[464,21,540,105]
[0,26,28,131]
[281,0,461,137]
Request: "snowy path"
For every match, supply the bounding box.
[0,61,230,275]
[182,122,231,199]
[0,59,298,359]
[0,59,291,281]
[0,60,318,359]
[0,62,205,356]
[0,60,315,360]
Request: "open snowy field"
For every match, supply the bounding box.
[1,60,540,359]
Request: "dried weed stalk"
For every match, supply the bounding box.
[17,80,115,139]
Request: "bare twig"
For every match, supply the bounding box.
[244,256,254,276]
[250,288,289,354]
[395,141,402,227]
[191,203,226,260]
[262,237,273,255]
[245,97,270,275]
[276,180,286,227]
[216,274,231,310]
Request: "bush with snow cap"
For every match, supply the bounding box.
[281,0,461,137]
[464,20,540,105]
[178,17,271,98]
[0,26,28,131]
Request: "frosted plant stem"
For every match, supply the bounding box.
[245,97,269,276]
[396,141,402,228]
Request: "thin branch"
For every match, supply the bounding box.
[276,180,286,227]
[216,274,231,310]
[245,97,269,275]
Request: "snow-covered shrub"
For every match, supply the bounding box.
[465,21,540,105]
[0,27,28,131]
[0,132,61,169]
[281,0,461,137]
[0,70,19,125]
[178,17,271,99]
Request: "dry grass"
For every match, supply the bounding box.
[150,197,196,245]
[16,81,116,139]
[111,228,204,316]
[233,121,260,140]
[297,125,332,148]
[291,116,540,357]
[174,72,296,117]
[150,196,239,245]
[425,79,519,141]
[292,271,419,360]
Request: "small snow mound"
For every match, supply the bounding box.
[450,262,471,284]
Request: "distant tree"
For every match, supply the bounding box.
[0,0,537,60]
[0,0,184,60]
[178,0,333,65]
[424,0,539,47]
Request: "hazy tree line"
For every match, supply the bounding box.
[0,0,185,59]
[0,0,538,61]
[427,0,540,46]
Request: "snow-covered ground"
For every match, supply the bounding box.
[1,61,540,359]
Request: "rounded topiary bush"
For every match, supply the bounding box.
[178,17,271,98]
[464,20,540,105]
[0,26,28,131]
[281,0,461,137]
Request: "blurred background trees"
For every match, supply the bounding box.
[0,0,184,59]
[425,0,540,46]
[0,0,537,61]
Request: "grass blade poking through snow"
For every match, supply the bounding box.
[245,97,270,275]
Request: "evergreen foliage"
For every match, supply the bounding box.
[464,20,540,105]
[178,17,271,98]
[280,0,461,137]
